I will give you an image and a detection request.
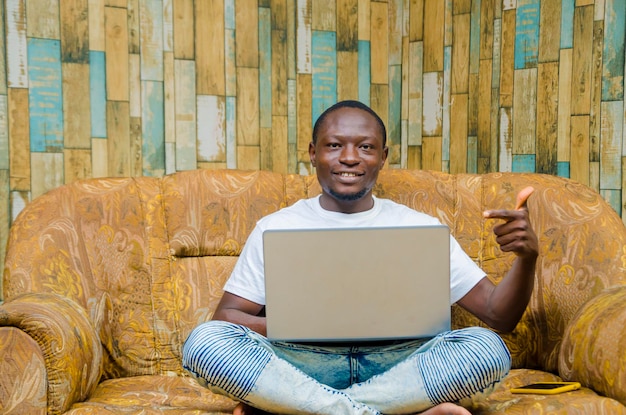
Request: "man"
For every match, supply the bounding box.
[183,100,538,415]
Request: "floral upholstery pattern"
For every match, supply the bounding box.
[1,169,625,414]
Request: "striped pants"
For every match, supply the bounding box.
[182,321,510,415]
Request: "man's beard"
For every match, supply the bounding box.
[327,186,370,202]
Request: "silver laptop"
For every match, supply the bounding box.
[263,226,451,342]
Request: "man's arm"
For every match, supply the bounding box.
[456,187,538,332]
[212,292,267,336]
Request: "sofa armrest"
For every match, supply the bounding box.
[559,286,626,406]
[0,293,102,414]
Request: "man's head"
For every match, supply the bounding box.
[309,100,388,213]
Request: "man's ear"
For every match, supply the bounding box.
[309,141,316,166]
[381,146,389,168]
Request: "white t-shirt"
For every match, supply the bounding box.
[223,195,486,305]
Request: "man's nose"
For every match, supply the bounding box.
[339,145,359,164]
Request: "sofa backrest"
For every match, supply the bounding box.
[4,169,626,378]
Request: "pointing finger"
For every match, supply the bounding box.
[515,186,535,210]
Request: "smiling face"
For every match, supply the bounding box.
[309,105,388,213]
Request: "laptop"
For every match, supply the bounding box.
[263,225,451,342]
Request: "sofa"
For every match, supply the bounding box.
[1,168,626,414]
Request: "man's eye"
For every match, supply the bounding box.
[328,143,341,148]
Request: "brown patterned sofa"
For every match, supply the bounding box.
[2,169,626,414]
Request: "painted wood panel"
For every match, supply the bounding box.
[3,0,626,298]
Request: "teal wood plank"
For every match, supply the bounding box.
[601,0,625,101]
[442,45,451,162]
[468,136,477,173]
[469,0,480,74]
[512,154,536,172]
[514,0,540,69]
[28,38,64,152]
[388,64,402,164]
[140,0,164,81]
[311,30,337,123]
[226,96,237,168]
[600,101,623,189]
[90,51,107,138]
[601,189,621,217]
[560,0,575,49]
[225,0,235,29]
[259,7,272,128]
[225,29,236,96]
[557,161,570,178]
[141,80,165,176]
[288,79,297,172]
[0,96,8,169]
[358,40,370,105]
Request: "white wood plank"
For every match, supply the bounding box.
[6,0,28,88]
[297,0,312,74]
[175,59,197,169]
[31,152,64,199]
[422,71,443,137]
[197,95,226,162]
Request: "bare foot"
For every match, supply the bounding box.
[419,402,472,415]
[232,402,271,415]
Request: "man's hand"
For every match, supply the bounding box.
[482,186,538,260]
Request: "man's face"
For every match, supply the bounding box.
[309,107,388,213]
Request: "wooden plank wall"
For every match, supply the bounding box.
[1,0,626,285]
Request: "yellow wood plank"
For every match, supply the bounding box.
[557,49,572,162]
[536,61,559,174]
[64,149,92,184]
[260,127,272,170]
[571,5,593,115]
[589,19,604,163]
[451,13,470,94]
[0,170,8,286]
[88,0,106,51]
[105,6,129,101]
[196,0,225,95]
[422,136,442,171]
[91,138,108,177]
[358,0,371,41]
[312,0,336,31]
[453,0,471,15]
[370,84,389,138]
[236,67,260,146]
[370,1,389,84]
[31,152,63,199]
[479,0,494,60]
[499,9,515,107]
[164,52,176,143]
[62,63,92,149]
[173,0,194,59]
[128,0,140,54]
[287,0,297,79]
[237,145,260,170]
[272,115,289,173]
[337,0,358,51]
[423,0,444,72]
[26,0,60,39]
[297,73,312,160]
[272,29,288,116]
[409,0,423,42]
[60,0,90,62]
[512,68,537,154]
[477,59,492,159]
[197,162,228,170]
[8,88,30,191]
[467,73,478,135]
[388,0,403,63]
[236,0,259,68]
[538,0,561,63]
[570,115,590,186]
[271,0,288,31]
[0,5,6,94]
[130,116,143,177]
[106,100,131,176]
[407,145,422,169]
[105,0,126,6]
[337,51,359,101]
[129,53,141,117]
[450,93,468,174]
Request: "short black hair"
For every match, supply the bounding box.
[312,100,387,147]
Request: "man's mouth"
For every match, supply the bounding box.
[337,172,362,177]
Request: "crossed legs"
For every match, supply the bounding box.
[182,321,509,415]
